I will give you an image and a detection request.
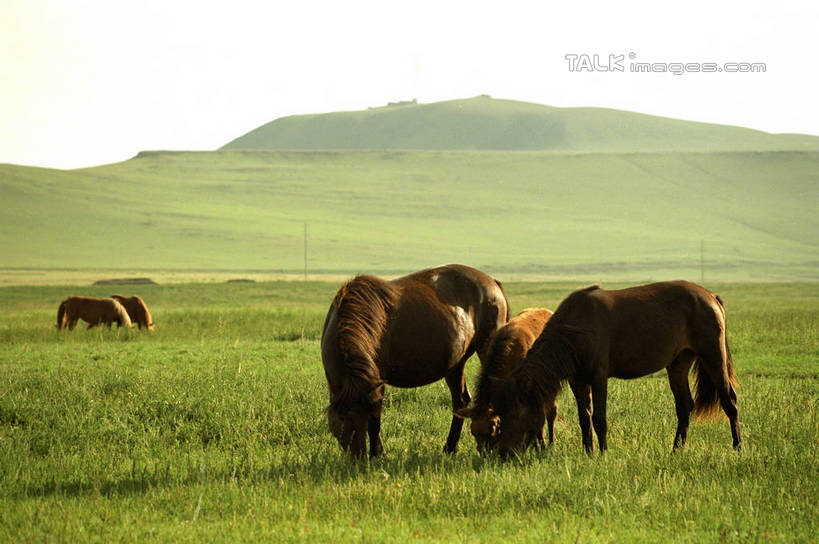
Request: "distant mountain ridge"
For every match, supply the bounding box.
[222,95,819,153]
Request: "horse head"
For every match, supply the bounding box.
[491,375,547,459]
[326,383,384,459]
[454,405,501,453]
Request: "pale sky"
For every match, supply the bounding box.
[1,0,817,169]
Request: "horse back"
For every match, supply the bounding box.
[396,264,509,351]
[475,308,553,407]
[556,281,725,379]
[381,265,509,382]
[323,265,509,393]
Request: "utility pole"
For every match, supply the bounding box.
[700,240,704,284]
[304,222,308,281]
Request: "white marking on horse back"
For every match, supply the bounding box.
[451,305,475,358]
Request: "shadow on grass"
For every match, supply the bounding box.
[13,439,520,500]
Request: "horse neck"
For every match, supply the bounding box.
[523,331,576,401]
[475,337,520,410]
[330,276,397,407]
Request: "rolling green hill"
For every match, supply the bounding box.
[1,149,817,282]
[222,96,819,153]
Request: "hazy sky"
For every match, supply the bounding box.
[2,0,817,169]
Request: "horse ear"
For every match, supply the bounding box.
[454,406,476,420]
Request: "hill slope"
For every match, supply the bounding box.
[1,149,817,281]
[222,96,819,153]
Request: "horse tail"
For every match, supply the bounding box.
[494,279,511,322]
[57,300,67,330]
[693,295,738,420]
[111,299,133,328]
[330,275,398,410]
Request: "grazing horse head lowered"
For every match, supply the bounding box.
[454,308,554,453]
[489,281,740,459]
[111,294,155,331]
[321,264,510,459]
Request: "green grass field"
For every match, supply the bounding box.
[2,149,817,282]
[1,281,816,542]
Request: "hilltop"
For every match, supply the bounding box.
[222,96,819,153]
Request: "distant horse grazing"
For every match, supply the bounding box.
[491,281,740,458]
[111,294,155,330]
[57,296,132,330]
[455,308,554,452]
[321,264,510,459]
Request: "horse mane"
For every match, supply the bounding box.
[474,324,520,410]
[500,324,580,412]
[111,294,153,329]
[132,295,153,327]
[330,275,399,411]
[110,298,132,328]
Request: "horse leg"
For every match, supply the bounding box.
[368,414,384,458]
[533,401,557,449]
[667,353,695,450]
[591,376,608,453]
[546,400,557,445]
[350,427,367,459]
[443,359,471,453]
[341,416,368,460]
[721,384,741,450]
[570,381,593,454]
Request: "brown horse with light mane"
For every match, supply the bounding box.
[455,308,554,452]
[321,264,510,459]
[111,294,155,330]
[57,296,132,330]
[486,281,740,458]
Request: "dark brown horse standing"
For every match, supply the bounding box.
[489,281,740,457]
[321,264,510,459]
[111,294,155,330]
[455,308,554,452]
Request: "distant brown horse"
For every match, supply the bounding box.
[321,264,510,459]
[490,281,740,458]
[455,308,554,452]
[111,294,155,330]
[57,296,132,330]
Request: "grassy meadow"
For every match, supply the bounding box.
[0,280,817,542]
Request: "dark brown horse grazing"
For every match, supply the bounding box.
[321,264,510,459]
[491,281,740,458]
[455,308,554,452]
[111,294,155,330]
[57,296,132,330]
